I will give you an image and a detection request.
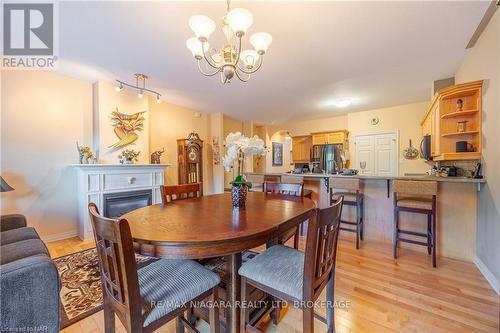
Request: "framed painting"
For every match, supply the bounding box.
[272,142,283,166]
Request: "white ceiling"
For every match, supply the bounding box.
[58,1,490,124]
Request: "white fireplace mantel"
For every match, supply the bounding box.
[72,163,170,240]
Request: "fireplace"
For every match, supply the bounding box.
[103,189,152,218]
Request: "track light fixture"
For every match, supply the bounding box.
[115,74,161,102]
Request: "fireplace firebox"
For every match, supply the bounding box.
[103,189,152,219]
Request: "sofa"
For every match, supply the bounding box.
[0,214,60,332]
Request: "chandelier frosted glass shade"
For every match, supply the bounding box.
[186,1,271,83]
[186,37,209,58]
[226,8,253,36]
[250,32,272,54]
[189,15,216,40]
[239,50,259,69]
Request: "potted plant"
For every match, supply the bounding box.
[223,132,266,208]
[118,149,140,164]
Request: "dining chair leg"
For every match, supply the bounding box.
[271,297,282,325]
[355,203,361,249]
[303,307,314,333]
[432,209,437,268]
[427,214,432,255]
[176,316,184,333]
[326,271,336,333]
[209,287,220,333]
[103,301,115,333]
[393,208,399,259]
[240,277,248,333]
[293,226,300,249]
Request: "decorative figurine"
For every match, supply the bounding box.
[457,120,468,133]
[118,149,140,164]
[150,148,165,164]
[456,99,463,112]
[76,142,95,164]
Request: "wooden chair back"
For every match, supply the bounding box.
[88,203,142,332]
[264,181,304,197]
[303,196,343,301]
[160,183,202,204]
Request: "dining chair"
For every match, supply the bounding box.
[160,183,202,204]
[263,181,304,249]
[239,196,343,333]
[88,203,221,333]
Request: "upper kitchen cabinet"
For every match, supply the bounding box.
[421,80,482,161]
[311,130,348,145]
[292,135,312,162]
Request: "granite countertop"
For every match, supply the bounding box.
[246,172,486,183]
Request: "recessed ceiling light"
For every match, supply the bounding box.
[332,98,353,108]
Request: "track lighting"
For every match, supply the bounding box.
[115,73,161,100]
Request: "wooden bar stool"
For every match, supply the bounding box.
[245,173,265,192]
[393,180,438,267]
[281,175,313,235]
[331,178,364,249]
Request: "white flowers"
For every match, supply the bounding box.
[222,132,266,172]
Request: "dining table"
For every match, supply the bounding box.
[122,191,316,333]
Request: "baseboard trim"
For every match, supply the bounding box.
[41,230,78,243]
[474,256,500,295]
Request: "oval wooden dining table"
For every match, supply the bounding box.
[122,191,316,333]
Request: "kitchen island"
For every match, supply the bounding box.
[246,172,486,262]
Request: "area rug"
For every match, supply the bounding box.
[54,248,258,328]
[54,248,159,328]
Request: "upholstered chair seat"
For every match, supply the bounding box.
[396,197,433,210]
[139,259,220,327]
[239,245,304,300]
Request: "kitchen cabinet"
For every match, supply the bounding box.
[291,135,312,162]
[421,80,482,161]
[311,130,348,145]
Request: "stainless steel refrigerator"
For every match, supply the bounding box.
[311,144,343,173]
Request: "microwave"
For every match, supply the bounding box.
[420,135,432,161]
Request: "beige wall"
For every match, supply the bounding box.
[275,102,430,175]
[347,102,429,175]
[148,100,212,194]
[222,115,243,189]
[1,71,214,240]
[94,81,149,164]
[456,10,500,285]
[1,70,92,240]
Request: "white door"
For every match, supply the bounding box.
[355,133,398,176]
[354,135,375,175]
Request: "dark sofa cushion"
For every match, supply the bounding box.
[1,227,39,246]
[1,254,60,332]
[0,239,49,265]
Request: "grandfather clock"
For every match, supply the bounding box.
[177,132,203,189]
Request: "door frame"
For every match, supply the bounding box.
[353,130,400,176]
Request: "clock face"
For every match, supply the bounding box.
[188,148,198,161]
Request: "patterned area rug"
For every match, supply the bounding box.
[54,248,258,328]
[54,248,159,328]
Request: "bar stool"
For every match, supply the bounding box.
[281,175,313,236]
[244,173,265,192]
[330,178,364,249]
[393,180,438,267]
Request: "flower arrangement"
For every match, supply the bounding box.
[118,149,140,164]
[222,132,266,187]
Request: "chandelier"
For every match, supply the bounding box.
[186,0,272,84]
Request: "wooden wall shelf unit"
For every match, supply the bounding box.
[421,80,482,161]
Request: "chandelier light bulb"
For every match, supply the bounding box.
[138,90,143,99]
[189,15,215,41]
[239,49,259,69]
[250,32,272,54]
[186,37,209,59]
[227,8,253,36]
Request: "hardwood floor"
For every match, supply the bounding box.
[48,235,499,333]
